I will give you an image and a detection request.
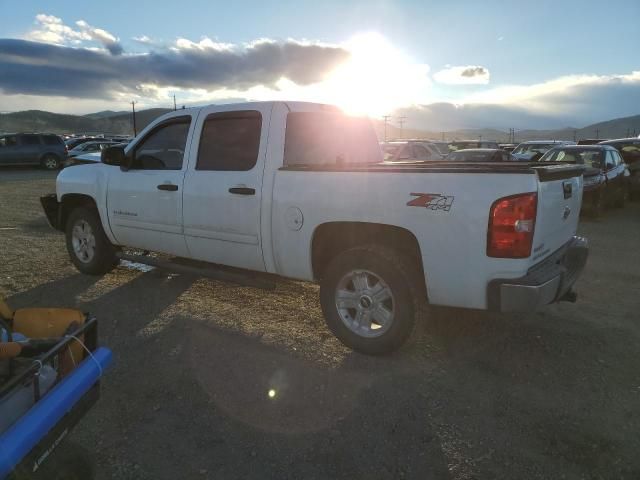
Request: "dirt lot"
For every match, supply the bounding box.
[1,167,639,479]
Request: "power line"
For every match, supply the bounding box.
[397,116,407,139]
[382,115,391,142]
[131,100,138,137]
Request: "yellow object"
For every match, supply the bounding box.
[0,295,86,371]
[0,296,13,320]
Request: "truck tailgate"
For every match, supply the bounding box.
[530,164,585,263]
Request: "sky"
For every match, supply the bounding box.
[0,0,639,130]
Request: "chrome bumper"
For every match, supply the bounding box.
[488,236,589,312]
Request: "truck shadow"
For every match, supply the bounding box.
[7,269,639,479]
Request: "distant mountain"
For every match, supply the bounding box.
[83,110,129,119]
[575,114,640,140]
[0,108,173,135]
[373,114,640,143]
[1,108,638,142]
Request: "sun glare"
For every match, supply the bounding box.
[321,33,431,117]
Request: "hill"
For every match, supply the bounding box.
[0,108,173,135]
[1,108,639,143]
[83,110,129,119]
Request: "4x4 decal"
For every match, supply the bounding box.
[407,193,454,211]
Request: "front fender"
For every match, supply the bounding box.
[55,165,116,244]
[40,194,62,231]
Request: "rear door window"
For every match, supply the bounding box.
[42,135,62,146]
[20,134,41,146]
[196,111,262,171]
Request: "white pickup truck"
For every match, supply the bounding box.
[41,101,588,354]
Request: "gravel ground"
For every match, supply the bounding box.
[1,167,639,479]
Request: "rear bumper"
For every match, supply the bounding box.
[488,236,589,312]
[40,194,62,231]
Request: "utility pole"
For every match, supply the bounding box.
[173,94,177,111]
[131,100,138,137]
[397,116,407,139]
[382,115,391,142]
[573,130,577,142]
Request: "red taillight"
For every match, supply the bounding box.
[487,192,537,258]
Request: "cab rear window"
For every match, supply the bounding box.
[284,112,382,166]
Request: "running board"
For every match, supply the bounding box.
[116,252,276,290]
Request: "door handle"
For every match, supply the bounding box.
[228,187,255,195]
[157,184,178,191]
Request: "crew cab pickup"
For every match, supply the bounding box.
[40,101,588,354]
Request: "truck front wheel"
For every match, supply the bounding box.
[65,207,118,275]
[320,245,421,355]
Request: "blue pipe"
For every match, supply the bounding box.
[0,347,113,478]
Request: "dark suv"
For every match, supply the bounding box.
[598,138,640,199]
[0,133,67,170]
[539,145,627,216]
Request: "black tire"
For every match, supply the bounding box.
[319,245,424,355]
[41,154,61,170]
[65,207,118,275]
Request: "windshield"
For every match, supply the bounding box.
[432,143,450,155]
[381,144,404,161]
[447,150,496,162]
[513,143,557,154]
[539,148,603,167]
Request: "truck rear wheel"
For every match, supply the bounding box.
[319,245,422,355]
[65,207,118,275]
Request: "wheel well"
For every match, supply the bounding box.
[60,194,98,229]
[40,152,60,161]
[311,222,425,282]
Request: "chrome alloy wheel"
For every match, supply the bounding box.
[71,220,96,263]
[335,269,395,338]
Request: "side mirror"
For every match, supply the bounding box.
[101,146,126,167]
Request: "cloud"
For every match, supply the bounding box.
[75,20,122,55]
[0,38,350,99]
[396,71,640,130]
[25,14,87,45]
[433,65,490,85]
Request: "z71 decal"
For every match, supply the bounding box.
[407,193,455,212]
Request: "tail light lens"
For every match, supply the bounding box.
[487,192,537,258]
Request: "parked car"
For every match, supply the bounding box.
[499,143,517,152]
[598,138,640,200]
[67,141,118,158]
[446,148,517,162]
[427,140,451,155]
[0,133,67,169]
[64,137,104,150]
[41,101,588,355]
[449,140,499,151]
[577,139,607,145]
[381,140,445,162]
[512,140,576,161]
[63,143,129,168]
[538,145,627,216]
